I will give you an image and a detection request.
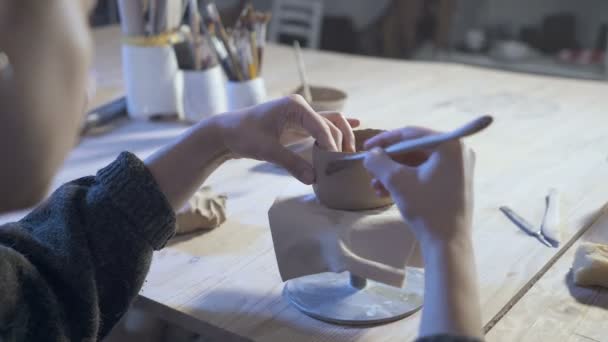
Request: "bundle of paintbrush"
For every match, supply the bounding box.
[118,0,188,37]
[182,0,218,70]
[201,2,271,81]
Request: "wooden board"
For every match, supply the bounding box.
[486,208,608,342]
[3,26,608,341]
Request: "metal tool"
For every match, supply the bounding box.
[81,97,128,136]
[500,189,561,248]
[540,188,561,247]
[499,206,554,247]
[325,115,493,176]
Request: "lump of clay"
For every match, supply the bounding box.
[175,186,227,235]
[571,242,608,288]
[313,129,394,211]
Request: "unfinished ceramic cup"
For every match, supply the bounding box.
[294,85,347,112]
[313,129,394,210]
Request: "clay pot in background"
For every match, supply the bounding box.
[313,129,394,211]
[294,85,347,112]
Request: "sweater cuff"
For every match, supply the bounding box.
[96,152,175,250]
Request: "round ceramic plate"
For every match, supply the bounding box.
[284,268,424,325]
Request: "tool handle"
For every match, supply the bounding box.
[541,188,561,246]
[384,115,493,156]
[294,41,312,103]
[340,115,493,163]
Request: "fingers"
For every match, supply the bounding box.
[371,178,390,197]
[265,143,315,184]
[364,126,437,167]
[320,112,357,152]
[364,126,436,150]
[286,95,339,152]
[346,118,361,128]
[322,117,344,152]
[363,147,416,190]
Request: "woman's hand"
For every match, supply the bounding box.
[363,127,482,338]
[362,127,475,245]
[216,95,360,184]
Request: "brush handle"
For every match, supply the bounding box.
[118,0,146,36]
[293,41,312,103]
[332,115,493,167]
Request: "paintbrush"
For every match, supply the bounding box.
[325,115,494,176]
[118,0,146,36]
[254,12,270,73]
[188,0,202,69]
[205,2,245,80]
[293,41,312,103]
[206,24,236,79]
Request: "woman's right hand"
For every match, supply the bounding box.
[362,127,476,246]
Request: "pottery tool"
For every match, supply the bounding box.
[500,206,554,247]
[293,41,312,103]
[325,115,493,175]
[81,97,128,136]
[118,0,146,36]
[500,188,562,248]
[270,193,424,325]
[540,188,561,247]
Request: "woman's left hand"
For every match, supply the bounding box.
[216,95,360,184]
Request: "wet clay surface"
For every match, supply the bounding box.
[313,129,394,211]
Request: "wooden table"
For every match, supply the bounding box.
[10,25,608,341]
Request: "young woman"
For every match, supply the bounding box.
[0,1,482,341]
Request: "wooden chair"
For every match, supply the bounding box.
[268,0,324,49]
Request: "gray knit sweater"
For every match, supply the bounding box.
[0,152,175,341]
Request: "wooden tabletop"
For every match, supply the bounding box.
[38,25,608,341]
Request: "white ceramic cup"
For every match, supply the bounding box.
[226,77,266,111]
[122,44,184,120]
[182,66,228,122]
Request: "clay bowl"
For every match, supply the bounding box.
[294,85,347,112]
[312,129,394,211]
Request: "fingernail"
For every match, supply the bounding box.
[370,147,383,155]
[301,168,315,184]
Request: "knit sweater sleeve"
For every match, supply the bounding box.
[0,152,175,341]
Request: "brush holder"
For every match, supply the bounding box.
[182,66,228,122]
[226,77,266,111]
[122,44,184,119]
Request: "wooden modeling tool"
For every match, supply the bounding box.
[293,41,312,103]
[325,115,494,175]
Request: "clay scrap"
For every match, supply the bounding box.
[175,186,227,235]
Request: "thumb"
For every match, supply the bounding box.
[267,144,315,185]
[363,148,415,188]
